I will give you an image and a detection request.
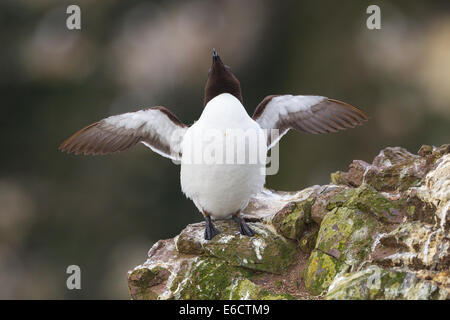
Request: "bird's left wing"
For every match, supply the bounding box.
[252,95,368,149]
[59,107,188,160]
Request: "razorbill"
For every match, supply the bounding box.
[59,48,368,240]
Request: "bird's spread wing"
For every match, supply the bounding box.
[59,107,188,160]
[252,95,368,149]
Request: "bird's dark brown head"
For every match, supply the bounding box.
[204,49,243,106]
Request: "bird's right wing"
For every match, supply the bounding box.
[59,107,188,160]
[252,95,368,149]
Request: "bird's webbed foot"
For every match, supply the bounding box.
[232,215,255,237]
[204,215,220,240]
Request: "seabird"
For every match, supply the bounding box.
[59,48,368,240]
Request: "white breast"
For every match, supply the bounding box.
[180,93,267,219]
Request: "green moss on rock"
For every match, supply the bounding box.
[224,279,293,300]
[304,185,392,295]
[205,227,296,274]
[177,221,297,274]
[330,171,348,186]
[327,184,402,224]
[272,200,313,240]
[304,250,345,295]
[298,225,319,253]
[314,206,378,266]
[175,257,250,300]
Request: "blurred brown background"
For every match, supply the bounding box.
[0,0,449,299]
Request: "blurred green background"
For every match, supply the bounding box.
[0,0,449,299]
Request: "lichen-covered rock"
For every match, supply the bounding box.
[415,153,450,230]
[128,238,196,300]
[128,265,171,300]
[272,199,313,240]
[304,250,347,295]
[174,257,250,300]
[176,220,297,274]
[128,220,297,300]
[303,184,408,295]
[298,225,319,253]
[331,145,449,192]
[225,279,293,300]
[326,184,403,224]
[128,144,449,300]
[326,265,449,300]
[304,195,381,294]
[372,221,449,271]
[311,185,348,224]
[225,279,263,300]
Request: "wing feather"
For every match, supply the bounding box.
[252,95,368,148]
[59,107,188,160]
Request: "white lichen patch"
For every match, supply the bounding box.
[416,154,450,229]
[227,279,240,300]
[422,230,438,264]
[362,163,377,184]
[384,252,418,264]
[251,223,271,237]
[171,257,199,299]
[380,221,448,269]
[327,265,447,300]
[371,232,387,252]
[351,226,369,242]
[216,234,235,244]
[173,235,180,252]
[251,237,266,261]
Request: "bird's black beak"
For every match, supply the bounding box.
[212,48,219,62]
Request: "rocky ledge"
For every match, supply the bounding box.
[128,144,449,300]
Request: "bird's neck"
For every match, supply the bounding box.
[204,79,243,106]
